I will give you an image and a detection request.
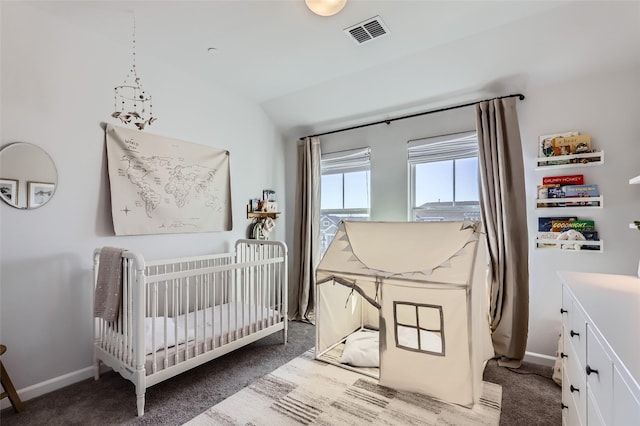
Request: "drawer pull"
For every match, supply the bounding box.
[570,385,579,393]
[586,365,599,376]
[560,308,568,314]
[570,330,580,338]
[561,403,568,410]
[560,352,568,359]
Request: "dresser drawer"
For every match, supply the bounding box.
[564,332,587,424]
[587,388,607,426]
[586,326,612,425]
[562,286,587,366]
[564,322,586,370]
[563,368,584,426]
[612,365,640,426]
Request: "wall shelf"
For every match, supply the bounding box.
[535,150,604,170]
[535,238,603,252]
[535,196,603,209]
[630,175,640,184]
[533,140,604,252]
[246,211,280,220]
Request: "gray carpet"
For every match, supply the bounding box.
[0,321,561,425]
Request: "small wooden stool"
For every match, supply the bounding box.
[1,344,25,412]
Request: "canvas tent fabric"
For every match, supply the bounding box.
[315,220,494,407]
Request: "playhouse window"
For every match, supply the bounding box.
[393,302,445,356]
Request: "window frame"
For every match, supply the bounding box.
[319,147,371,255]
[393,301,446,356]
[408,131,481,222]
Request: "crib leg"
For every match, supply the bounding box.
[136,390,145,417]
[283,320,288,345]
[93,359,100,380]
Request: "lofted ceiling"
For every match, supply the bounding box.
[28,1,640,137]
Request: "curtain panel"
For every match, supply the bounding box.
[290,137,321,322]
[476,97,529,367]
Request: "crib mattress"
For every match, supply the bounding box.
[144,303,281,375]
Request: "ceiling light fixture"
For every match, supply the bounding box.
[305,0,347,17]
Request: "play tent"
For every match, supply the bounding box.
[315,220,494,407]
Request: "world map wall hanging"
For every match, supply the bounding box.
[105,124,232,235]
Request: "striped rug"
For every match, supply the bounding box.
[185,349,501,425]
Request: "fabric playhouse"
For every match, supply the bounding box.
[315,220,494,407]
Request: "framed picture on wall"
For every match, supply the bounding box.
[0,178,18,205]
[28,181,55,208]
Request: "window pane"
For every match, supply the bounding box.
[344,171,370,209]
[419,329,443,353]
[418,306,442,331]
[397,325,420,350]
[321,174,343,209]
[454,157,479,202]
[414,161,453,206]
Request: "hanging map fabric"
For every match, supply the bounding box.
[105,124,232,235]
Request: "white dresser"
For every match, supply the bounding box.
[558,271,640,425]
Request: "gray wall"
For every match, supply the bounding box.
[285,65,640,365]
[0,2,286,405]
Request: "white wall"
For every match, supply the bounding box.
[0,2,286,404]
[519,65,640,359]
[285,64,640,365]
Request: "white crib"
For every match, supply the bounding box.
[92,239,288,417]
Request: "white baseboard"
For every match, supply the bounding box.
[523,351,556,367]
[0,366,95,411]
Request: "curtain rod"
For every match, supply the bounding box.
[300,93,525,140]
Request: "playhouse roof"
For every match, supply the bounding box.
[316,220,481,286]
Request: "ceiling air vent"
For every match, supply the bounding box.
[344,16,389,45]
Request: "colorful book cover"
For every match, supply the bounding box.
[563,184,599,197]
[542,174,584,185]
[552,134,592,154]
[580,231,600,250]
[538,131,578,158]
[537,231,561,248]
[547,186,566,206]
[538,217,577,232]
[563,184,600,206]
[552,220,595,232]
[537,184,560,207]
[537,232,561,248]
[547,187,566,198]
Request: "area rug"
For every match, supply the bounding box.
[185,349,502,425]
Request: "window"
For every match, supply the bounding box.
[408,131,480,222]
[394,302,445,355]
[320,147,370,256]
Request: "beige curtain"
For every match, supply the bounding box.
[290,137,321,321]
[475,97,529,367]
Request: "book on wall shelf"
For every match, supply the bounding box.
[542,174,584,185]
[536,216,601,251]
[536,183,602,208]
[536,131,603,169]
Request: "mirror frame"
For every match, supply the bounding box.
[0,142,58,209]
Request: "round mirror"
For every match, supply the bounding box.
[0,142,58,209]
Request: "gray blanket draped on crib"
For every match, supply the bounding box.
[93,247,124,322]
